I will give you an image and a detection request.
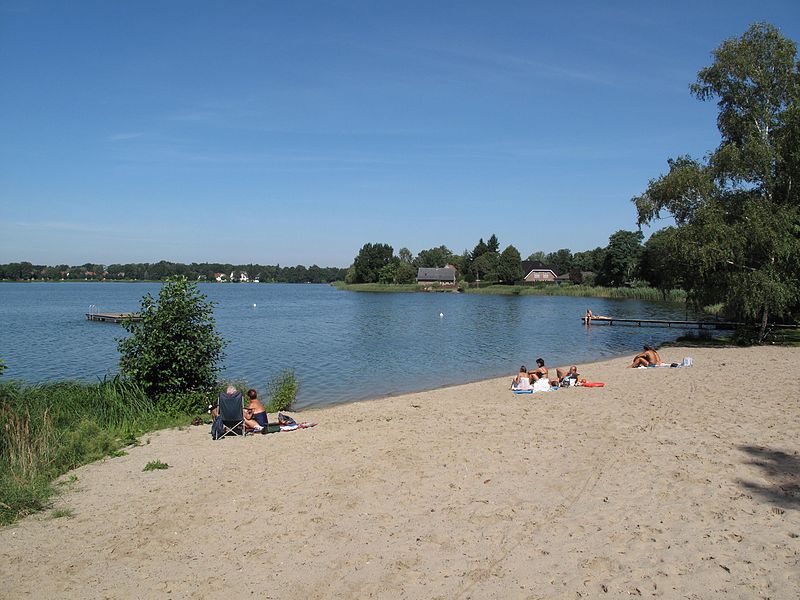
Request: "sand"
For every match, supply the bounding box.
[1,345,799,599]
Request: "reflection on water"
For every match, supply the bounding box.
[0,283,696,408]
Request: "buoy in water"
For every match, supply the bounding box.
[439,312,444,318]
[252,303,257,308]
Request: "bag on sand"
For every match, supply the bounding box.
[211,415,224,440]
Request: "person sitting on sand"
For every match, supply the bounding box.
[552,365,580,386]
[530,358,548,381]
[628,345,662,368]
[212,385,264,432]
[511,366,532,390]
[244,389,268,429]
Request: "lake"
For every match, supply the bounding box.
[0,282,697,408]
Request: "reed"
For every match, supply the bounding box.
[265,369,299,412]
[464,284,687,301]
[331,282,422,293]
[0,378,184,525]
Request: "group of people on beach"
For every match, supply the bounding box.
[511,358,582,391]
[211,386,270,432]
[511,344,670,391]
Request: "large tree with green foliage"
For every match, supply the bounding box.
[351,243,394,283]
[414,245,453,268]
[496,245,523,283]
[596,230,644,286]
[633,22,800,337]
[545,248,573,275]
[118,277,226,400]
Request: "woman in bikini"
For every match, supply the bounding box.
[530,358,548,381]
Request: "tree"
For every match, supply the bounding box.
[351,243,394,283]
[639,228,685,293]
[472,238,489,260]
[633,22,800,337]
[487,234,500,253]
[378,260,399,284]
[472,252,499,282]
[597,230,644,286]
[414,245,453,268]
[526,251,546,262]
[398,247,413,263]
[496,245,523,284]
[118,277,226,401]
[395,261,417,284]
[545,248,573,275]
[572,247,606,273]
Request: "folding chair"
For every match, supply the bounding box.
[218,389,247,438]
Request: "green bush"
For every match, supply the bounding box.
[118,276,226,403]
[266,369,299,412]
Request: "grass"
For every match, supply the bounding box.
[332,280,688,301]
[51,508,74,519]
[143,460,169,471]
[463,284,687,301]
[332,282,423,293]
[0,377,188,525]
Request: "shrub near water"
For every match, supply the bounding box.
[0,378,183,525]
[265,369,299,412]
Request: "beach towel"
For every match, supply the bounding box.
[280,422,317,431]
[512,389,534,394]
[581,381,605,387]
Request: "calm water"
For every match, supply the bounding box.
[0,282,696,408]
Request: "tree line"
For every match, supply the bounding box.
[346,228,656,287]
[0,261,348,284]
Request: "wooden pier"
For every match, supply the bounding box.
[86,312,141,323]
[583,316,798,330]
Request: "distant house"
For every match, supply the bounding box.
[213,272,226,282]
[416,265,456,286]
[238,272,249,282]
[555,273,571,284]
[521,261,557,283]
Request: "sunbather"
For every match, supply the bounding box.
[628,345,662,368]
[552,365,580,386]
[511,366,532,390]
[244,389,268,429]
[530,358,548,381]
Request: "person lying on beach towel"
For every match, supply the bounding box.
[627,345,661,368]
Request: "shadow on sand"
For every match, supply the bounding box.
[737,445,800,510]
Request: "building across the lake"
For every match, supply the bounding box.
[416,265,457,287]
[521,261,558,283]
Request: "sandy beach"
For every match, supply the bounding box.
[1,345,798,599]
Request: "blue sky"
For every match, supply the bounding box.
[2,1,799,267]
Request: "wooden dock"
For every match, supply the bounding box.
[86,312,141,323]
[583,317,798,330]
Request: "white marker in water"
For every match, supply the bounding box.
[439,312,444,318]
[253,303,257,308]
